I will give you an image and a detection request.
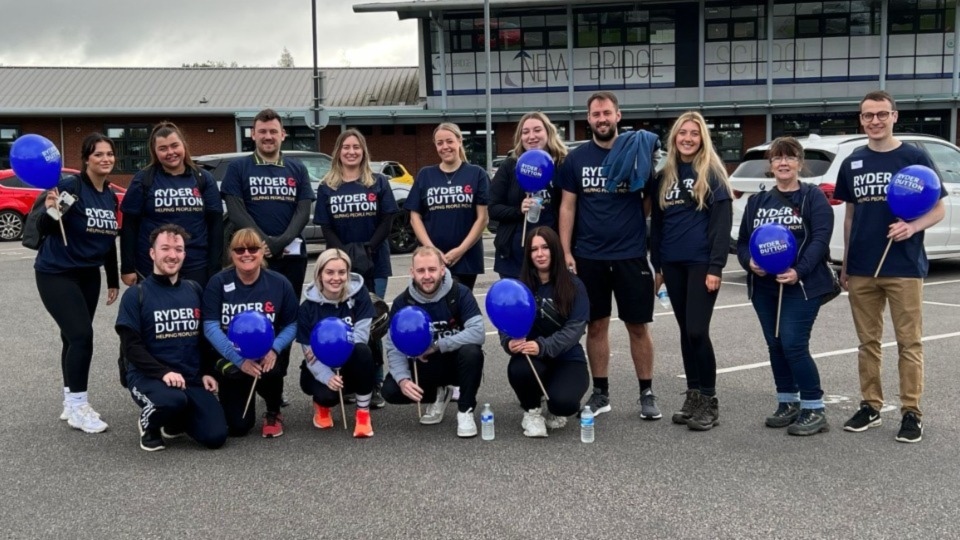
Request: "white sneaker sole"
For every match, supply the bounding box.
[843,417,882,432]
[68,418,108,434]
[457,428,478,438]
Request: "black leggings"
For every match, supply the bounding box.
[299,344,375,407]
[217,351,290,436]
[507,355,589,417]
[381,344,484,412]
[452,273,477,291]
[36,268,101,393]
[661,263,719,392]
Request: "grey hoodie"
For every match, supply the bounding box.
[301,272,371,385]
[383,271,485,383]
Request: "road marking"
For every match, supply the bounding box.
[722,281,746,286]
[925,279,960,287]
[923,301,960,308]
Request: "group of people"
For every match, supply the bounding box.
[33,89,942,451]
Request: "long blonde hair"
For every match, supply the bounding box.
[659,111,731,211]
[322,129,375,190]
[313,248,352,303]
[511,112,567,166]
[433,123,468,163]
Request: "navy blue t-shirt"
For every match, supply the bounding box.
[116,277,204,381]
[201,268,299,336]
[219,153,315,245]
[121,168,221,276]
[749,189,805,293]
[314,175,399,278]
[657,163,731,265]
[405,164,489,275]
[559,141,651,260]
[391,283,483,341]
[296,290,375,345]
[834,144,945,278]
[35,176,119,274]
[530,277,589,362]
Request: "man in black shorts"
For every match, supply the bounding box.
[558,91,660,420]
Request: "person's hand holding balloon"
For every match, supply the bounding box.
[487,279,550,397]
[239,359,263,378]
[389,306,433,408]
[775,268,799,285]
[888,220,918,242]
[311,318,356,428]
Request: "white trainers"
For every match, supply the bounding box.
[67,404,108,434]
[60,402,71,421]
[544,411,568,430]
[420,387,452,425]
[457,408,477,438]
[522,408,548,438]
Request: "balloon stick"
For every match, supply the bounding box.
[336,368,347,430]
[775,284,783,339]
[874,238,893,278]
[413,359,422,419]
[525,354,549,401]
[242,375,259,418]
[521,192,530,248]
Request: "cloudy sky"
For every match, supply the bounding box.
[0,0,420,68]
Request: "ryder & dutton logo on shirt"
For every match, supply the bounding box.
[426,185,474,210]
[249,175,298,202]
[329,192,378,218]
[221,302,276,327]
[580,166,629,194]
[154,307,201,339]
[753,206,802,231]
[851,171,891,203]
[85,207,119,235]
[663,177,694,208]
[154,187,204,213]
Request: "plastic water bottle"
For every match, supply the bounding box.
[526,197,543,223]
[480,403,495,440]
[580,406,594,443]
[657,285,671,309]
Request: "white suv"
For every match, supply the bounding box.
[729,134,960,263]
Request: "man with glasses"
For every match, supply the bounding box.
[834,90,947,443]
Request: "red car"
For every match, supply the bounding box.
[0,168,127,241]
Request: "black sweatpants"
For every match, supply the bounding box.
[661,263,719,392]
[507,355,590,417]
[128,372,227,449]
[36,268,101,393]
[267,255,308,298]
[381,344,484,412]
[217,352,290,436]
[299,343,375,407]
[451,273,477,291]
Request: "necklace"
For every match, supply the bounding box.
[440,164,460,185]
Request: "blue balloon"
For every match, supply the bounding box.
[10,134,62,190]
[310,318,355,369]
[749,223,797,275]
[888,164,941,221]
[485,278,536,339]
[389,306,433,357]
[227,310,275,360]
[515,149,555,193]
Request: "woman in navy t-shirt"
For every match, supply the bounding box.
[314,128,398,299]
[736,137,835,437]
[489,112,567,279]
[296,248,376,438]
[35,133,120,435]
[501,227,589,438]
[121,121,222,287]
[405,122,489,290]
[650,111,732,431]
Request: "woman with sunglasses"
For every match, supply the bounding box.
[121,121,222,287]
[297,249,376,438]
[736,137,835,436]
[202,228,299,438]
[489,112,567,279]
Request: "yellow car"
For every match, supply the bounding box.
[372,160,414,185]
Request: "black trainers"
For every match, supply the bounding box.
[843,403,882,432]
[895,412,922,443]
[371,385,386,410]
[672,389,700,424]
[580,388,611,417]
[138,421,165,452]
[765,402,801,428]
[787,408,829,436]
[639,389,662,420]
[687,394,719,431]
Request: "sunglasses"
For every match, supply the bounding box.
[232,246,262,255]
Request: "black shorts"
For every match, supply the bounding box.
[575,256,654,324]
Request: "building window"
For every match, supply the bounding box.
[887,0,954,79]
[704,0,767,86]
[105,125,151,173]
[0,126,19,169]
[381,125,395,136]
[403,125,417,136]
[708,119,743,162]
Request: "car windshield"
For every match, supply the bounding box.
[731,149,833,179]
[297,155,332,182]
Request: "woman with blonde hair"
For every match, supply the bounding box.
[296,248,377,437]
[489,111,567,278]
[649,111,732,431]
[202,228,299,438]
[405,122,489,290]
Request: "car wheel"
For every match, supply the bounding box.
[389,208,418,254]
[0,210,25,241]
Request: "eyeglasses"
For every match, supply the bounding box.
[769,156,800,164]
[860,111,894,122]
[232,246,262,255]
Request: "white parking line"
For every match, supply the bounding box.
[708,330,960,376]
[924,301,960,308]
[924,279,960,287]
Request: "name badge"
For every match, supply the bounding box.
[224,282,236,292]
[851,160,862,170]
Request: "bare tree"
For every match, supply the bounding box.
[277,47,295,68]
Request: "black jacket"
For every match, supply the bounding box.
[489,156,561,260]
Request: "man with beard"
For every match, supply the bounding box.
[558,91,660,421]
[380,246,485,437]
[116,224,227,452]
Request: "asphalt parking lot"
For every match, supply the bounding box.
[2,235,960,539]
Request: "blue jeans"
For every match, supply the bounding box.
[373,278,388,299]
[751,285,824,404]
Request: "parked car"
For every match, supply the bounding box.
[728,133,960,263]
[194,151,417,254]
[0,168,127,241]
[371,160,414,185]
